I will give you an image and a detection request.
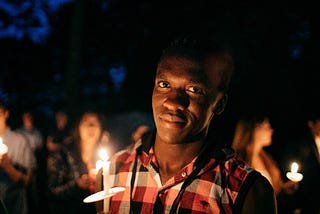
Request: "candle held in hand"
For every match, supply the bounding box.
[286,162,303,182]
[98,149,111,213]
[83,149,125,205]
[83,149,126,205]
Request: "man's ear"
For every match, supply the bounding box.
[213,94,228,115]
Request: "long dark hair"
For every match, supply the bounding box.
[232,113,270,164]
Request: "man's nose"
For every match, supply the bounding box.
[163,89,189,111]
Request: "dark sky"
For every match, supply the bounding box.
[0,0,319,144]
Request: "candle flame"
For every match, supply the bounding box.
[291,162,299,173]
[98,149,109,161]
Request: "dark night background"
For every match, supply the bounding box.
[0,0,319,154]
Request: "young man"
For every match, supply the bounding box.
[103,34,277,213]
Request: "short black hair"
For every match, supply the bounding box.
[158,32,234,93]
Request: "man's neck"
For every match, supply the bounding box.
[154,138,203,185]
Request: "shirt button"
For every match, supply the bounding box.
[181,172,187,177]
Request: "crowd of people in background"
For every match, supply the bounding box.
[0,105,319,214]
[0,100,319,213]
[0,100,152,214]
[0,100,319,214]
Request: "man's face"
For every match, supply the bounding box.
[152,56,223,144]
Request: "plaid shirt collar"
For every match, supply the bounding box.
[135,130,229,185]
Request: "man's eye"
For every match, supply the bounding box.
[159,81,169,88]
[188,86,204,95]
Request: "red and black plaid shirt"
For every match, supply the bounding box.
[107,132,258,214]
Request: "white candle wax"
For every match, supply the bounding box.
[99,149,110,213]
[103,160,111,212]
[286,162,303,182]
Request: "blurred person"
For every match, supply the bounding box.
[231,113,298,210]
[46,109,72,152]
[17,110,43,153]
[0,100,35,214]
[16,110,44,213]
[46,110,111,214]
[131,124,150,143]
[280,109,320,214]
[98,33,277,213]
[122,124,151,152]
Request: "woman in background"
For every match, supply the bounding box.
[231,114,297,196]
[46,110,112,214]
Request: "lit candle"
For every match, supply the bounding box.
[83,148,124,205]
[0,137,8,155]
[95,160,104,175]
[286,162,303,182]
[98,149,111,213]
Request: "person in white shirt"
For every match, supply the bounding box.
[0,100,35,214]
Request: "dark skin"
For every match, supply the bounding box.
[152,56,277,213]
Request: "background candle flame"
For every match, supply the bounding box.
[291,162,299,173]
[286,161,303,182]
